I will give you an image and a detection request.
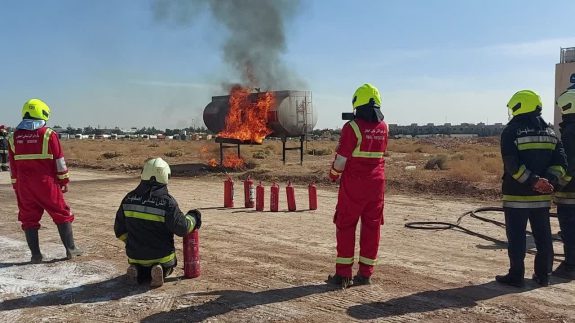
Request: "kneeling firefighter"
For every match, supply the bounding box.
[114,158,201,288]
[553,89,575,279]
[327,84,389,288]
[496,90,567,287]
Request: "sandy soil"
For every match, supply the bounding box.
[0,169,573,322]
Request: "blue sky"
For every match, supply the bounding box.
[1,0,574,130]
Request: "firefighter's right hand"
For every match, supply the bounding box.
[329,167,341,182]
[61,184,69,193]
[186,209,202,230]
[532,178,554,194]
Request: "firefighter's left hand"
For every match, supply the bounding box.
[61,184,69,193]
[186,209,202,230]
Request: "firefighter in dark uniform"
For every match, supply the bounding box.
[553,89,575,279]
[114,157,202,288]
[496,90,567,287]
[0,125,8,171]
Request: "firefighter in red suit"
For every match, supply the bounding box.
[327,84,388,288]
[8,99,82,263]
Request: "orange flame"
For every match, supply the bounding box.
[223,154,245,169]
[217,85,274,143]
[208,158,218,167]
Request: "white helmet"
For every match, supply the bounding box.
[141,158,171,184]
[558,90,575,115]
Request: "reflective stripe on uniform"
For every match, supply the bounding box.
[547,165,566,178]
[128,252,175,266]
[516,136,557,144]
[349,121,385,159]
[554,192,575,205]
[56,157,67,173]
[0,149,7,154]
[124,210,165,222]
[186,215,196,233]
[11,178,16,184]
[502,194,551,208]
[12,128,54,160]
[358,256,377,266]
[57,173,69,180]
[123,204,166,216]
[118,233,128,242]
[336,257,354,265]
[512,165,531,183]
[517,142,556,151]
[559,174,573,187]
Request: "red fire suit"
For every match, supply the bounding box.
[8,126,73,230]
[334,118,388,278]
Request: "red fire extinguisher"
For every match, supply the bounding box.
[286,181,297,211]
[308,182,317,210]
[270,182,279,212]
[183,228,200,278]
[256,181,265,211]
[244,175,255,208]
[224,176,234,208]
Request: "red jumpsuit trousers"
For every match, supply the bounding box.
[334,119,388,278]
[8,126,73,230]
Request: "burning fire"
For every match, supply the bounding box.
[217,85,275,143]
[222,154,245,169]
[208,158,218,167]
[207,155,245,170]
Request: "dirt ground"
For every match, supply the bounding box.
[0,168,573,322]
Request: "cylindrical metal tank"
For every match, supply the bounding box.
[203,90,317,137]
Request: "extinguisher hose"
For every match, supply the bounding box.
[404,206,564,259]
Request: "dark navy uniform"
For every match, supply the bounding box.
[555,114,575,272]
[500,112,567,282]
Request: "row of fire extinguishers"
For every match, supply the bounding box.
[182,176,319,280]
[224,175,318,211]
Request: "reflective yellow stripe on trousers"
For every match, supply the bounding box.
[128,252,175,266]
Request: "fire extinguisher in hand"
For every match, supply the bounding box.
[184,209,202,279]
[244,175,255,208]
[224,176,234,208]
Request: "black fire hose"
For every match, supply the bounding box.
[404,206,564,258]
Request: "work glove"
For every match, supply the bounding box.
[186,209,202,230]
[329,166,341,182]
[532,177,554,194]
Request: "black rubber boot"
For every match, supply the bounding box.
[24,229,43,264]
[353,274,372,286]
[326,274,352,289]
[532,274,550,287]
[552,262,575,280]
[495,274,525,288]
[56,223,83,259]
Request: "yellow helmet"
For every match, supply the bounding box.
[141,157,171,184]
[506,90,542,117]
[557,90,575,115]
[352,83,382,109]
[22,99,51,121]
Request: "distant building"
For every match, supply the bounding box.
[388,123,505,138]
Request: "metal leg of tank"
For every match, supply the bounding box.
[300,135,304,166]
[282,137,287,165]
